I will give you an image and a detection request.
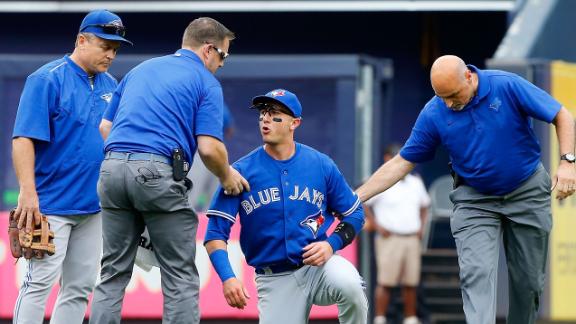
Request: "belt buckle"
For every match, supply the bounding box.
[262,267,273,275]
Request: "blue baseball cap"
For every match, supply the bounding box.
[251,89,302,118]
[79,9,133,46]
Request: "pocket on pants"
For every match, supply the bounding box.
[130,162,190,211]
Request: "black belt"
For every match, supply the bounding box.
[255,262,304,275]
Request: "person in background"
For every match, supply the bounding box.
[365,144,430,324]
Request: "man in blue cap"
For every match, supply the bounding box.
[204,89,368,323]
[11,9,131,324]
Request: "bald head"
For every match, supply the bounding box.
[430,55,468,94]
[430,55,477,111]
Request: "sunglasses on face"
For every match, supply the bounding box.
[206,43,229,61]
[82,24,126,37]
[257,104,294,122]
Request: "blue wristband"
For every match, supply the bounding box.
[209,249,236,282]
[326,234,344,252]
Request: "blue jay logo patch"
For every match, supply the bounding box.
[300,210,325,238]
[101,93,112,103]
[489,98,502,112]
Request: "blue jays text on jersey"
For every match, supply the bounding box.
[241,184,325,215]
[204,143,364,269]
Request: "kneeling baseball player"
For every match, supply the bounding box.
[204,89,368,324]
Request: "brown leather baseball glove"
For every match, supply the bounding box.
[8,209,55,259]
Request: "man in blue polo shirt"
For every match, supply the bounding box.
[11,9,131,324]
[89,17,248,324]
[357,55,576,324]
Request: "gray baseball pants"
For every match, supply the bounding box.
[450,164,551,324]
[13,213,102,324]
[255,254,368,324]
[89,155,199,324]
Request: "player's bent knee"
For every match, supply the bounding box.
[339,283,369,318]
[325,255,362,281]
[323,255,367,306]
[343,281,368,307]
[337,275,365,295]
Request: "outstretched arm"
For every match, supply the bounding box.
[197,135,250,195]
[356,154,416,202]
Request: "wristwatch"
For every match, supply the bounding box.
[561,153,576,163]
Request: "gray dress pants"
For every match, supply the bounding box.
[90,156,199,324]
[450,164,551,324]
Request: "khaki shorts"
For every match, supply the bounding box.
[375,234,421,287]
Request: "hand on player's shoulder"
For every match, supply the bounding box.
[221,166,250,196]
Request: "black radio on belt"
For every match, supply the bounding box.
[448,162,465,189]
[172,148,189,181]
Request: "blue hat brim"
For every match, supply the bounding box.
[93,33,133,46]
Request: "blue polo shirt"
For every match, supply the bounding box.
[104,49,224,164]
[401,65,561,195]
[13,55,117,215]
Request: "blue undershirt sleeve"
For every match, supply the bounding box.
[208,249,236,282]
[205,183,240,282]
